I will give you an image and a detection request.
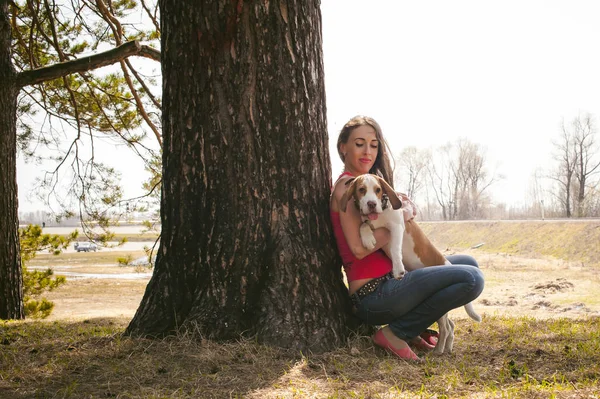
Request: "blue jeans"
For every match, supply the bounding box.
[354,254,484,341]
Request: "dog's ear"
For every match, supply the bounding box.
[339,178,357,212]
[377,177,402,210]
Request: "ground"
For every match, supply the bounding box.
[29,247,600,322]
[9,246,600,398]
[469,250,600,319]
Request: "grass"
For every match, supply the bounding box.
[65,233,159,243]
[33,250,147,266]
[1,316,599,398]
[7,220,600,397]
[420,220,600,267]
[111,233,159,242]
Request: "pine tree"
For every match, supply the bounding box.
[126,0,354,351]
[1,0,160,319]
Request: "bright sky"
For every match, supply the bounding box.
[321,0,600,205]
[17,0,600,212]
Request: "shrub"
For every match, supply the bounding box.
[20,225,77,318]
[22,266,67,319]
[117,254,134,266]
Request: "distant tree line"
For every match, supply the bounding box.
[548,113,600,218]
[394,138,501,221]
[395,113,600,220]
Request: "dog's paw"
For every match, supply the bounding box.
[361,233,377,250]
[432,346,446,355]
[392,263,406,279]
[393,269,406,279]
[360,224,376,250]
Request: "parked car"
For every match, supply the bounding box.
[75,242,98,252]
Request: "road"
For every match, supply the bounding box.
[35,225,158,253]
[62,241,156,254]
[40,225,154,235]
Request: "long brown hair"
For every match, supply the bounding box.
[337,115,395,188]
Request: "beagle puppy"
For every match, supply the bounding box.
[340,173,406,278]
[341,173,481,354]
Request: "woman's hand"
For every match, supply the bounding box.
[398,193,417,222]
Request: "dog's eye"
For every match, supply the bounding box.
[375,187,381,194]
[359,188,366,194]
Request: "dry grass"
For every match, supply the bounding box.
[111,233,160,242]
[1,316,599,398]
[4,220,600,398]
[29,250,150,321]
[460,250,600,319]
[421,220,600,267]
[32,250,148,267]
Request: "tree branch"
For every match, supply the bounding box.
[16,40,160,88]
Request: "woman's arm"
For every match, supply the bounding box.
[332,178,390,259]
[398,192,418,221]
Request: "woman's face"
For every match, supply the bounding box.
[340,125,379,176]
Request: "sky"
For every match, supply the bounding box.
[321,0,600,206]
[16,0,600,212]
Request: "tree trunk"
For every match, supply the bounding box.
[126,0,354,351]
[577,149,585,217]
[0,0,24,320]
[565,170,572,218]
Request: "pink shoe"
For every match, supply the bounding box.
[420,329,439,346]
[372,329,421,361]
[410,336,436,352]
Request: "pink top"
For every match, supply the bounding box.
[330,172,392,282]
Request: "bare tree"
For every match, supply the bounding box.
[572,113,600,216]
[457,139,498,219]
[584,186,600,216]
[426,143,457,220]
[425,139,498,220]
[549,115,600,217]
[549,119,577,217]
[394,146,430,202]
[527,167,548,219]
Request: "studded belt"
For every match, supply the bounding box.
[350,272,393,308]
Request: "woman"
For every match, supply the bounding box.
[330,115,484,361]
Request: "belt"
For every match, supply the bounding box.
[350,272,393,308]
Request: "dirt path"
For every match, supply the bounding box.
[36,249,600,322]
[44,278,149,320]
[448,250,600,320]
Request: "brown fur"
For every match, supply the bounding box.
[339,174,402,213]
[339,178,358,212]
[405,219,447,266]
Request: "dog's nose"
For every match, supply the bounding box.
[367,201,377,210]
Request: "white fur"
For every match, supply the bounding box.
[353,174,481,355]
[355,176,407,278]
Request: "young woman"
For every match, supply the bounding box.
[330,115,484,361]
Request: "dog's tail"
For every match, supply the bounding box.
[464,303,481,322]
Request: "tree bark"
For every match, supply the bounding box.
[126,0,354,351]
[0,0,24,320]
